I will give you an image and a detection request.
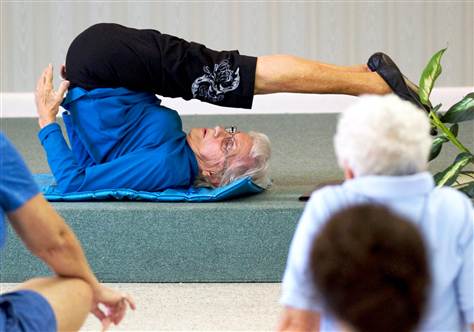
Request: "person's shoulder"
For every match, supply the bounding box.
[430,186,473,212]
[0,132,14,150]
[307,182,350,206]
[305,183,351,223]
[429,186,473,236]
[0,133,26,168]
[0,132,39,211]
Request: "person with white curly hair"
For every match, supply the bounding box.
[278,94,474,332]
[334,94,433,178]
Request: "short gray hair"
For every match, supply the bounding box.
[194,131,272,189]
[334,94,432,176]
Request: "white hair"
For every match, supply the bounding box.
[194,131,272,189]
[334,94,432,177]
[219,131,272,188]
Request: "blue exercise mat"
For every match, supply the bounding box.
[33,174,264,202]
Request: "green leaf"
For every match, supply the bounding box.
[428,124,459,161]
[440,92,474,123]
[449,123,459,137]
[459,182,474,198]
[434,152,474,186]
[419,48,447,106]
[429,136,448,161]
[429,105,471,154]
[429,104,443,123]
[434,104,444,118]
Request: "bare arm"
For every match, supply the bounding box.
[277,306,321,332]
[8,194,99,287]
[8,193,135,329]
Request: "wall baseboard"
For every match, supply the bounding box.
[1,87,472,118]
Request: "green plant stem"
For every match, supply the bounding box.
[429,111,472,155]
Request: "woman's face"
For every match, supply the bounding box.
[186,126,253,174]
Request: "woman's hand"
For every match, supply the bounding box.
[35,64,70,128]
[91,284,136,331]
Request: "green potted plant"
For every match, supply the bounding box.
[419,48,474,198]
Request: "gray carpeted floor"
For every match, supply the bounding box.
[1,115,473,282]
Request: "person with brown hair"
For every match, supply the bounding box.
[278,95,474,332]
[310,204,430,332]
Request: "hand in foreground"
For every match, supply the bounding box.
[91,284,136,331]
[35,64,70,128]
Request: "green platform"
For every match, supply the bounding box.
[1,115,472,282]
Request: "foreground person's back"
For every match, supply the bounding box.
[279,95,474,332]
[299,172,473,331]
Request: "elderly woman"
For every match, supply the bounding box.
[36,23,417,193]
[278,95,474,332]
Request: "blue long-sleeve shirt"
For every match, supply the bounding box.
[38,87,198,193]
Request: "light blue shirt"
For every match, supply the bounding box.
[281,172,474,331]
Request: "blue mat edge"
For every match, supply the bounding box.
[34,174,265,202]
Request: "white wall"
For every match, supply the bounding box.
[2,87,472,117]
[1,1,473,93]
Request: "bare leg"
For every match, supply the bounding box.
[318,62,369,73]
[16,277,93,332]
[254,55,390,96]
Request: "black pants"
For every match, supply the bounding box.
[65,23,257,109]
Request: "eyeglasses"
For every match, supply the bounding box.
[221,126,238,156]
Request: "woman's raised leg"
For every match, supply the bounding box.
[254,55,391,96]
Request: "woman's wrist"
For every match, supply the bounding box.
[38,117,56,128]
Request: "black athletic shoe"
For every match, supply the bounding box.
[368,52,437,135]
[367,52,432,113]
